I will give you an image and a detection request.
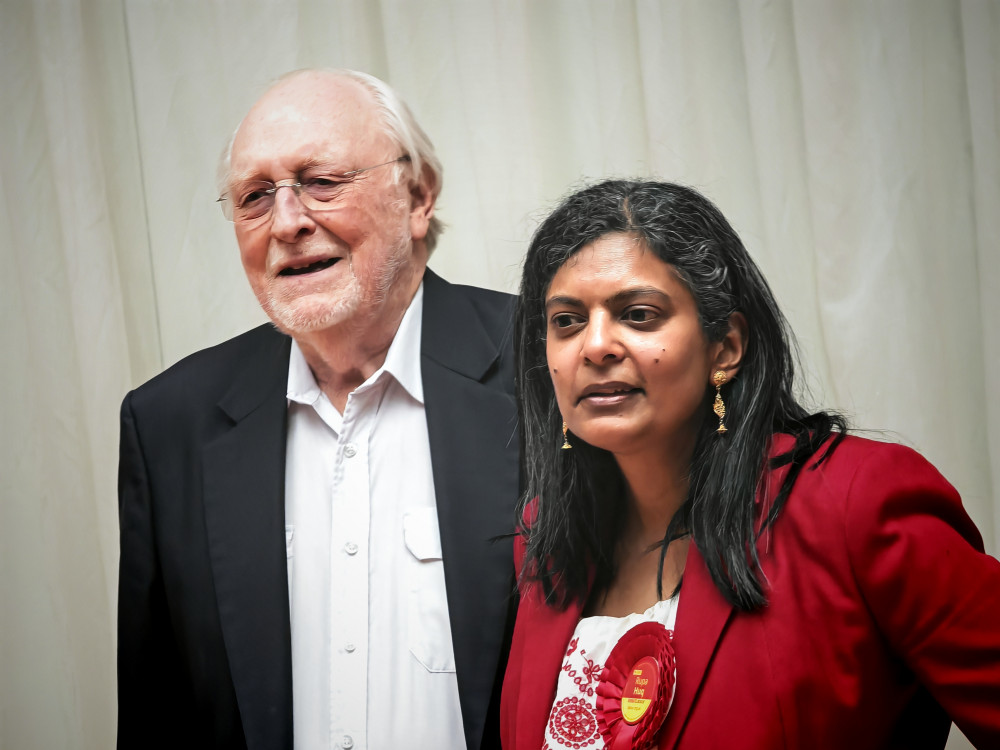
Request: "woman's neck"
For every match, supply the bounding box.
[584,444,695,618]
[615,441,692,545]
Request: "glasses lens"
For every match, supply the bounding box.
[301,178,349,205]
[232,184,275,222]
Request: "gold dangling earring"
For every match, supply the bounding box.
[561,421,572,450]
[712,370,728,434]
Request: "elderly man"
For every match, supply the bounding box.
[117,70,518,750]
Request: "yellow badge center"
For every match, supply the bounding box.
[621,656,659,725]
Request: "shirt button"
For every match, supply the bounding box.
[341,735,354,749]
[345,643,356,653]
[344,542,359,555]
[343,444,357,458]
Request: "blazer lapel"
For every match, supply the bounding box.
[202,328,293,750]
[421,270,519,749]
[658,542,734,749]
[511,589,586,749]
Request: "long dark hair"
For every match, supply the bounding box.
[515,180,846,611]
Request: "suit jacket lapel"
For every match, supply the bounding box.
[658,542,734,749]
[421,270,519,749]
[202,328,293,750]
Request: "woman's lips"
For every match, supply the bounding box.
[578,384,642,406]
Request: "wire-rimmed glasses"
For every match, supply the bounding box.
[218,155,411,224]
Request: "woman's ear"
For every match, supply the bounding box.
[712,312,747,381]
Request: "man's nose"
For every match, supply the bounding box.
[581,313,624,364]
[269,184,315,242]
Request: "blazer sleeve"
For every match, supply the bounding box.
[116,392,194,748]
[843,442,1000,748]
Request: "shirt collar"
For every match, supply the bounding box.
[286,339,321,406]
[381,280,424,403]
[286,280,425,406]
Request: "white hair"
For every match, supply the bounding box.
[217,68,445,251]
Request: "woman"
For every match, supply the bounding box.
[501,180,1000,749]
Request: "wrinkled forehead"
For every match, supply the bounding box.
[229,74,392,182]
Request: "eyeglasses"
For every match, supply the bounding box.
[218,155,411,223]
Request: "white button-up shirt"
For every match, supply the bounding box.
[284,283,465,750]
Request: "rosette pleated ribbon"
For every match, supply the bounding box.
[595,621,675,750]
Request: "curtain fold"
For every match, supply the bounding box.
[1,2,143,746]
[1,2,995,748]
[962,0,1000,552]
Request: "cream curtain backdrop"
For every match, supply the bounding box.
[1,1,997,748]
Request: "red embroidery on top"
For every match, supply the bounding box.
[561,646,603,697]
[548,696,599,748]
[579,655,603,684]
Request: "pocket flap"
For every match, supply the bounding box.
[402,507,442,561]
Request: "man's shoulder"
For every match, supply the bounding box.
[452,282,515,326]
[126,323,290,410]
[423,270,515,337]
[425,269,514,302]
[421,271,517,395]
[447,280,516,305]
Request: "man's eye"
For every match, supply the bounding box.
[303,176,348,200]
[239,188,271,207]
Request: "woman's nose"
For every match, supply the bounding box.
[581,313,624,364]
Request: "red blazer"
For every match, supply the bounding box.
[501,436,1000,749]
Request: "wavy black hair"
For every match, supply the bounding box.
[515,180,846,611]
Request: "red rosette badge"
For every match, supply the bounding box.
[595,621,675,750]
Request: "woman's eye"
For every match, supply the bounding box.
[552,313,579,329]
[623,308,656,323]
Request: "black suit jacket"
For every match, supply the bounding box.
[117,270,519,749]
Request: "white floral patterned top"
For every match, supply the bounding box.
[542,595,679,750]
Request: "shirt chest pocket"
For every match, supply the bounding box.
[402,507,457,673]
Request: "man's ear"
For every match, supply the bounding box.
[711,312,747,382]
[408,162,437,241]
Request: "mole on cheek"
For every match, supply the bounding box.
[654,359,660,363]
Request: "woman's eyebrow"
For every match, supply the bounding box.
[606,287,670,305]
[545,287,671,312]
[545,295,583,311]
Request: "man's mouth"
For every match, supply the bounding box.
[278,258,339,276]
